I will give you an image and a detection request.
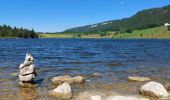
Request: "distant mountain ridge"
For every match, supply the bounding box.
[64,5,170,33]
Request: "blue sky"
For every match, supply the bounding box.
[0,0,170,32]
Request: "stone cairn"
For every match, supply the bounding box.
[19,53,37,87]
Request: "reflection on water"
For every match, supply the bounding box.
[0,39,170,99]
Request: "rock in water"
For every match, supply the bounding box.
[107,96,148,100]
[49,82,73,99]
[19,74,36,82]
[140,81,169,98]
[128,76,151,82]
[90,95,102,100]
[75,91,106,100]
[73,76,85,84]
[165,84,170,91]
[18,81,36,88]
[52,75,73,85]
[52,75,85,86]
[19,54,37,85]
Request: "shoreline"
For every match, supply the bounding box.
[1,37,170,39]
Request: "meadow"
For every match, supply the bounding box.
[39,26,170,39]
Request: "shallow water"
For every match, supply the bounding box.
[0,39,170,100]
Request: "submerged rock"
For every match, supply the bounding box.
[73,76,85,84]
[19,54,37,86]
[107,96,148,100]
[49,82,73,99]
[140,81,169,98]
[91,73,102,77]
[52,75,73,85]
[90,95,102,100]
[166,84,170,91]
[18,81,37,88]
[75,91,107,100]
[52,75,85,86]
[128,76,151,82]
[10,72,18,77]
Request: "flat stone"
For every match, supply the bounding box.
[107,96,148,100]
[20,64,35,75]
[75,91,106,100]
[52,75,85,86]
[52,75,73,85]
[91,95,102,100]
[128,76,151,82]
[19,74,36,82]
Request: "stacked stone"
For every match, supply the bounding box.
[19,53,37,86]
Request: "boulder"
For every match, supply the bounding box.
[49,82,73,99]
[128,76,151,82]
[90,95,102,100]
[107,96,148,100]
[52,75,85,85]
[140,81,169,98]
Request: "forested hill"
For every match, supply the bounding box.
[64,5,170,33]
[0,25,38,38]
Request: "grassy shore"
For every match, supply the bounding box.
[0,26,170,39]
[113,26,170,39]
[39,26,170,39]
[39,33,114,38]
[0,26,166,39]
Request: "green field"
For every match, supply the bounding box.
[0,36,18,38]
[38,26,170,39]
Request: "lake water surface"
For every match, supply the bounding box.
[0,39,170,100]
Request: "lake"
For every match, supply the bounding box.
[0,39,170,99]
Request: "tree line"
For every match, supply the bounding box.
[0,25,38,38]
